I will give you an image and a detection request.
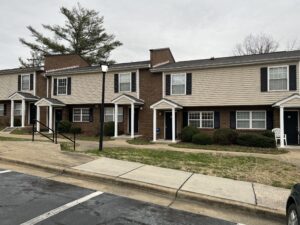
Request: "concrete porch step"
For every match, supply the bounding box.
[1,127,17,133]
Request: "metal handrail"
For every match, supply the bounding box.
[55,121,76,151]
[32,119,55,142]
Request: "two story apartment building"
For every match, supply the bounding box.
[1,48,300,147]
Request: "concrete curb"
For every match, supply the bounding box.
[0,156,285,219]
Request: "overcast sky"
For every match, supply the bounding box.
[1,0,300,69]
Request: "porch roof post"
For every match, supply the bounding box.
[49,105,53,134]
[114,104,118,138]
[131,103,134,138]
[36,106,40,132]
[21,99,26,127]
[280,106,285,147]
[172,107,176,143]
[153,108,157,142]
[10,100,14,127]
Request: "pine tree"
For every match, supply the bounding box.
[19,4,122,67]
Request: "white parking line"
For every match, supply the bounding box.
[20,191,103,225]
[0,170,11,174]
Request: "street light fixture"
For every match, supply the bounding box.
[99,64,108,151]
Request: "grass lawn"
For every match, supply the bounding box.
[127,138,153,145]
[76,135,113,142]
[170,142,288,155]
[0,136,32,141]
[87,147,299,189]
[11,127,32,135]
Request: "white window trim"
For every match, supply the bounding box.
[73,108,90,123]
[188,111,214,129]
[171,73,186,96]
[0,104,4,116]
[104,107,123,123]
[236,110,266,130]
[57,77,68,96]
[267,65,289,92]
[118,72,132,93]
[21,74,30,91]
[14,103,22,116]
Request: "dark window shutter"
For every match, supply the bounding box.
[261,67,268,92]
[89,108,93,122]
[183,111,188,128]
[69,108,73,122]
[166,74,171,95]
[18,75,21,91]
[267,110,273,130]
[131,72,136,92]
[3,104,6,116]
[230,111,236,129]
[114,74,119,93]
[67,77,71,95]
[186,73,192,95]
[289,65,297,91]
[53,78,57,96]
[30,74,34,90]
[214,111,220,129]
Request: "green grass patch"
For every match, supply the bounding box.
[87,147,299,189]
[11,127,32,135]
[76,135,113,142]
[170,142,288,155]
[127,137,153,145]
[0,136,31,141]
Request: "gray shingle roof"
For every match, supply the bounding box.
[151,50,300,72]
[44,98,65,105]
[0,67,42,75]
[8,92,39,100]
[46,61,150,76]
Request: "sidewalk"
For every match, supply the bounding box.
[0,140,290,217]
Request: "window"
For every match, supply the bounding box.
[57,78,67,95]
[0,104,4,116]
[73,108,90,122]
[188,111,214,128]
[236,111,266,129]
[104,107,123,122]
[268,66,288,91]
[171,74,186,95]
[14,103,21,116]
[119,73,131,92]
[21,74,30,91]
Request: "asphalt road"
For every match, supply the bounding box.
[0,168,240,225]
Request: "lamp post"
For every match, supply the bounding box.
[99,64,108,151]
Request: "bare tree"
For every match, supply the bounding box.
[233,33,279,55]
[286,38,300,51]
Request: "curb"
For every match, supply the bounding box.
[0,156,286,219]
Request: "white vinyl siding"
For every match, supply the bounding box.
[21,74,30,91]
[73,108,90,122]
[0,104,4,116]
[57,78,67,95]
[119,73,131,92]
[268,66,288,91]
[171,73,186,95]
[188,111,214,128]
[236,111,266,129]
[104,107,123,122]
[14,103,22,116]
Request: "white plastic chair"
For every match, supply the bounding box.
[272,128,287,146]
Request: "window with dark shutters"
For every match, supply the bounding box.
[131,72,136,92]
[165,74,171,95]
[230,111,236,129]
[89,108,93,122]
[3,104,6,116]
[18,75,21,91]
[183,111,188,128]
[67,77,71,95]
[53,78,57,96]
[267,110,273,130]
[69,107,73,122]
[214,111,220,129]
[260,67,268,92]
[289,65,297,91]
[30,74,34,91]
[186,73,192,95]
[114,74,119,93]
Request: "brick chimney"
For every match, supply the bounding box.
[44,54,90,71]
[150,48,175,67]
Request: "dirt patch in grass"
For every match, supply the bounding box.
[87,147,298,189]
[11,127,32,135]
[170,142,288,155]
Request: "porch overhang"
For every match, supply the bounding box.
[111,94,144,105]
[150,99,182,110]
[8,92,39,101]
[35,98,65,107]
[272,94,300,108]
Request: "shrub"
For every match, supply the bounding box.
[181,126,199,142]
[104,121,114,136]
[213,128,238,145]
[70,126,82,134]
[261,130,275,138]
[57,120,72,133]
[236,133,276,148]
[192,133,213,145]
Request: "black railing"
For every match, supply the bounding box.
[32,119,55,142]
[55,121,76,151]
